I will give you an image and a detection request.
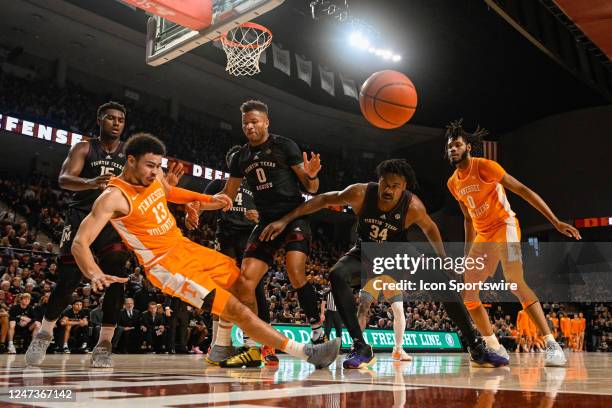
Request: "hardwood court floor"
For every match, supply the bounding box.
[0,351,610,407]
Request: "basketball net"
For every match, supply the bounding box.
[221,22,272,76]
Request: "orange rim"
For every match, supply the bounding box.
[221,22,272,49]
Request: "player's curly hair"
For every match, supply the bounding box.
[376,159,417,190]
[443,118,489,158]
[124,132,166,159]
[225,145,242,168]
[240,99,269,115]
[97,101,126,118]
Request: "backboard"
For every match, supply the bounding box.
[145,0,284,66]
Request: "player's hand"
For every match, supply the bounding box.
[165,161,185,187]
[184,202,200,230]
[259,219,289,241]
[89,173,113,190]
[246,209,260,224]
[303,151,322,178]
[554,221,581,240]
[89,273,128,292]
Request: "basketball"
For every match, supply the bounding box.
[359,70,418,129]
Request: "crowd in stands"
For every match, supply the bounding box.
[0,70,374,191]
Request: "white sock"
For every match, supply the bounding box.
[544,334,555,343]
[282,339,307,360]
[244,337,257,348]
[211,320,219,346]
[63,343,68,348]
[215,320,232,347]
[97,326,115,345]
[483,334,501,351]
[391,302,405,349]
[8,341,13,346]
[40,318,56,336]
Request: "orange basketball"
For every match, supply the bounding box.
[359,70,418,129]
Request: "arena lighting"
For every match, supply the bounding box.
[350,32,402,62]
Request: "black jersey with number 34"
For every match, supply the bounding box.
[356,182,412,246]
[230,134,304,219]
[68,139,126,211]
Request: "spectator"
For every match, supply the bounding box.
[58,299,89,353]
[140,301,166,353]
[117,298,141,353]
[7,293,36,354]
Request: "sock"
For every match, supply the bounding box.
[215,320,232,347]
[483,334,501,351]
[244,335,257,348]
[63,343,68,348]
[281,339,307,360]
[211,320,219,346]
[8,341,13,346]
[311,326,324,342]
[296,283,320,324]
[40,317,57,336]
[544,334,555,343]
[97,326,115,345]
[391,302,405,349]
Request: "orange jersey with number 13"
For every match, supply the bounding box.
[107,177,183,267]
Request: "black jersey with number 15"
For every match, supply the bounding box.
[356,182,412,246]
[68,139,126,211]
[229,134,304,219]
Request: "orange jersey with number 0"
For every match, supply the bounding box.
[447,157,516,234]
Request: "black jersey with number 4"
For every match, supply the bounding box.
[229,134,304,219]
[69,139,126,211]
[204,178,256,235]
[356,182,412,246]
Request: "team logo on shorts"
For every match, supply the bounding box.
[445,333,455,346]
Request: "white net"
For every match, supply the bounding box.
[221,23,272,76]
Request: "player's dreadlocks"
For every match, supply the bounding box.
[444,118,489,158]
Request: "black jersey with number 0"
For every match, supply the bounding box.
[204,178,256,235]
[229,134,304,219]
[69,139,126,211]
[355,182,412,246]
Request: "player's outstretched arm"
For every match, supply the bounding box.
[59,141,112,191]
[292,152,322,194]
[501,173,581,240]
[406,195,447,258]
[259,183,367,241]
[157,172,232,211]
[71,188,129,291]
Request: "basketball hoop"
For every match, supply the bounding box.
[221,22,272,76]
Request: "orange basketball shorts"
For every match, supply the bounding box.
[145,237,240,316]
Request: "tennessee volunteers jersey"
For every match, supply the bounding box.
[447,157,516,234]
[107,177,183,267]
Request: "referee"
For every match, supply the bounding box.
[321,287,343,341]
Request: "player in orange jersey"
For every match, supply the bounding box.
[571,313,582,352]
[578,312,586,351]
[445,119,581,366]
[71,133,340,368]
[559,312,571,349]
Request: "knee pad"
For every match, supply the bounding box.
[464,301,482,311]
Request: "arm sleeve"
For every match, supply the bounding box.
[479,159,506,183]
[204,179,224,195]
[282,138,303,167]
[229,150,243,178]
[166,186,213,204]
